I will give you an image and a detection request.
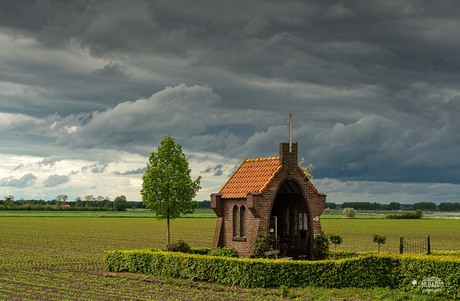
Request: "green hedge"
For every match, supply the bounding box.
[105,250,460,299]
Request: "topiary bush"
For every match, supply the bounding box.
[210,247,239,258]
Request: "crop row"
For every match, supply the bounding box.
[1,216,458,300]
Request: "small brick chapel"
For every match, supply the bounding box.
[211,117,327,259]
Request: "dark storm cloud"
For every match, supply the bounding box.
[1,0,460,201]
[82,163,108,174]
[92,62,132,79]
[200,164,238,177]
[38,157,62,168]
[201,164,225,177]
[43,174,70,187]
[2,0,460,116]
[0,173,37,188]
[113,167,146,176]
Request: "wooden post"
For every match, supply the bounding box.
[399,237,404,254]
[427,235,431,254]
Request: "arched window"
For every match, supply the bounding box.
[240,206,246,237]
[233,205,239,237]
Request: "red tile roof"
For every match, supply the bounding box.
[220,156,282,199]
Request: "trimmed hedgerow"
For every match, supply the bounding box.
[396,254,460,299]
[105,250,460,299]
[210,247,238,258]
[190,247,211,255]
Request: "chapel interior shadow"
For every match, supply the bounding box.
[269,180,313,259]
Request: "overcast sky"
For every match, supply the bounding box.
[1,0,460,204]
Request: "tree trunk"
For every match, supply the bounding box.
[167,211,171,248]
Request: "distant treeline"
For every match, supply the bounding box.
[327,201,460,211]
[0,197,135,211]
[2,198,459,212]
[0,198,212,211]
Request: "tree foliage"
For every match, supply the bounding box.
[342,207,356,218]
[373,234,387,254]
[329,234,343,259]
[141,135,201,246]
[113,195,128,211]
[386,202,401,210]
[413,202,437,211]
[341,202,381,210]
[439,202,460,211]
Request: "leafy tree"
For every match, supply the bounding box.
[85,195,94,202]
[341,202,381,210]
[75,197,82,207]
[4,195,14,207]
[141,135,201,247]
[113,195,128,211]
[197,200,211,209]
[373,234,387,254]
[414,202,437,211]
[386,202,401,210]
[55,194,68,208]
[439,202,460,211]
[329,234,343,259]
[342,207,356,218]
[326,202,337,209]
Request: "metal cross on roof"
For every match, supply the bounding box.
[284,113,297,153]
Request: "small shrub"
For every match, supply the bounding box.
[210,247,238,258]
[252,233,271,258]
[313,232,330,260]
[280,285,292,298]
[167,240,191,253]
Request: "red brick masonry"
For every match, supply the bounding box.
[211,142,326,258]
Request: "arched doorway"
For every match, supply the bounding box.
[269,180,313,259]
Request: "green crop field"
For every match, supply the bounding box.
[0,211,457,300]
[322,218,460,252]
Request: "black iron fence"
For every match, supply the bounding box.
[399,235,431,254]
